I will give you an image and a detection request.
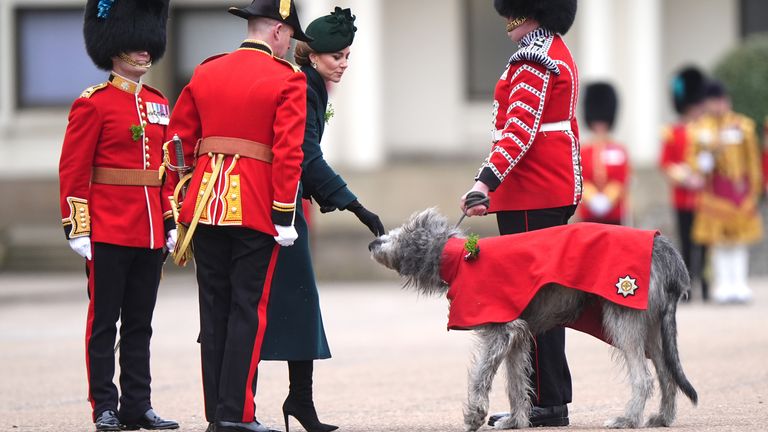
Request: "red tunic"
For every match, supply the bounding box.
[163,41,306,235]
[440,223,657,339]
[659,123,697,210]
[477,28,581,211]
[578,141,630,223]
[59,73,169,249]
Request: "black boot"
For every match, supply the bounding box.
[282,361,337,432]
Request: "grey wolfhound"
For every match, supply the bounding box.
[368,208,698,430]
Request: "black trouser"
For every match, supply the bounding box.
[85,243,163,422]
[675,209,709,300]
[193,225,278,423]
[496,206,576,407]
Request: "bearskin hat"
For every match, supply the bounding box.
[84,0,170,71]
[493,0,578,35]
[584,82,618,130]
[671,66,706,115]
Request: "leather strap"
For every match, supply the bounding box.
[92,167,163,187]
[197,136,273,163]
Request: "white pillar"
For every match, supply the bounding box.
[578,0,616,81]
[323,0,384,169]
[626,0,662,166]
[0,1,12,133]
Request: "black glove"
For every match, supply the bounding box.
[345,200,385,236]
[319,205,338,214]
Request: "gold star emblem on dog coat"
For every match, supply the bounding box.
[615,276,638,297]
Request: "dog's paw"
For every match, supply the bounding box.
[493,414,528,429]
[464,407,486,432]
[604,416,640,429]
[645,414,673,427]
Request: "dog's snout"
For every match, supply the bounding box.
[368,238,383,252]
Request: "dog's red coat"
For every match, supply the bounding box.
[441,223,658,341]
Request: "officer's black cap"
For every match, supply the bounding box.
[229,0,312,43]
[493,0,578,35]
[84,0,170,71]
[705,79,728,99]
[671,66,706,114]
[584,82,619,130]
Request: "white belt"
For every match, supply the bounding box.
[492,120,572,142]
[538,120,572,132]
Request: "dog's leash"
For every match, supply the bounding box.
[456,191,490,227]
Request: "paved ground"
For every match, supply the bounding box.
[1,272,767,432]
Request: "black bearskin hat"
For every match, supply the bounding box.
[584,82,618,130]
[671,66,706,115]
[84,0,170,71]
[493,0,578,35]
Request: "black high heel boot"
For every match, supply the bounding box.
[282,361,338,432]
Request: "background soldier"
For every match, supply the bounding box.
[162,1,310,431]
[58,0,178,430]
[688,80,763,303]
[659,66,709,301]
[578,82,631,225]
[462,0,579,427]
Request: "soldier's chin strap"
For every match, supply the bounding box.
[456,191,490,228]
[118,53,152,69]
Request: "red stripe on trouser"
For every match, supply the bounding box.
[241,244,281,421]
[85,256,97,421]
[532,337,541,404]
[524,210,529,232]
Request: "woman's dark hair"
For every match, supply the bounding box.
[293,41,314,67]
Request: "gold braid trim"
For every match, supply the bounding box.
[173,156,224,266]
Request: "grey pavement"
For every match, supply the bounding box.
[1,273,767,432]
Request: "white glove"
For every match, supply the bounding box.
[68,236,92,260]
[166,229,178,251]
[588,193,613,217]
[697,151,715,174]
[274,224,298,247]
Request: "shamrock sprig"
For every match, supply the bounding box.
[130,124,145,141]
[463,233,480,261]
[324,103,335,125]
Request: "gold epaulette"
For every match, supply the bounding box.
[660,125,672,142]
[275,57,301,73]
[79,83,108,99]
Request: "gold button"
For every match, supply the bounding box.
[231,194,238,200]
[231,207,238,213]
[141,121,147,127]
[141,112,146,118]
[144,137,149,143]
[138,97,143,103]
[199,191,205,196]
[208,152,213,158]
[79,208,85,213]
[145,162,150,167]
[145,154,150,160]
[234,154,240,160]
[145,145,150,151]
[202,178,208,185]
[81,223,87,227]
[232,182,238,188]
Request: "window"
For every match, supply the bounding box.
[741,0,768,37]
[16,8,105,108]
[171,8,246,99]
[465,0,515,101]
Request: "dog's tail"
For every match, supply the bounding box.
[656,236,699,405]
